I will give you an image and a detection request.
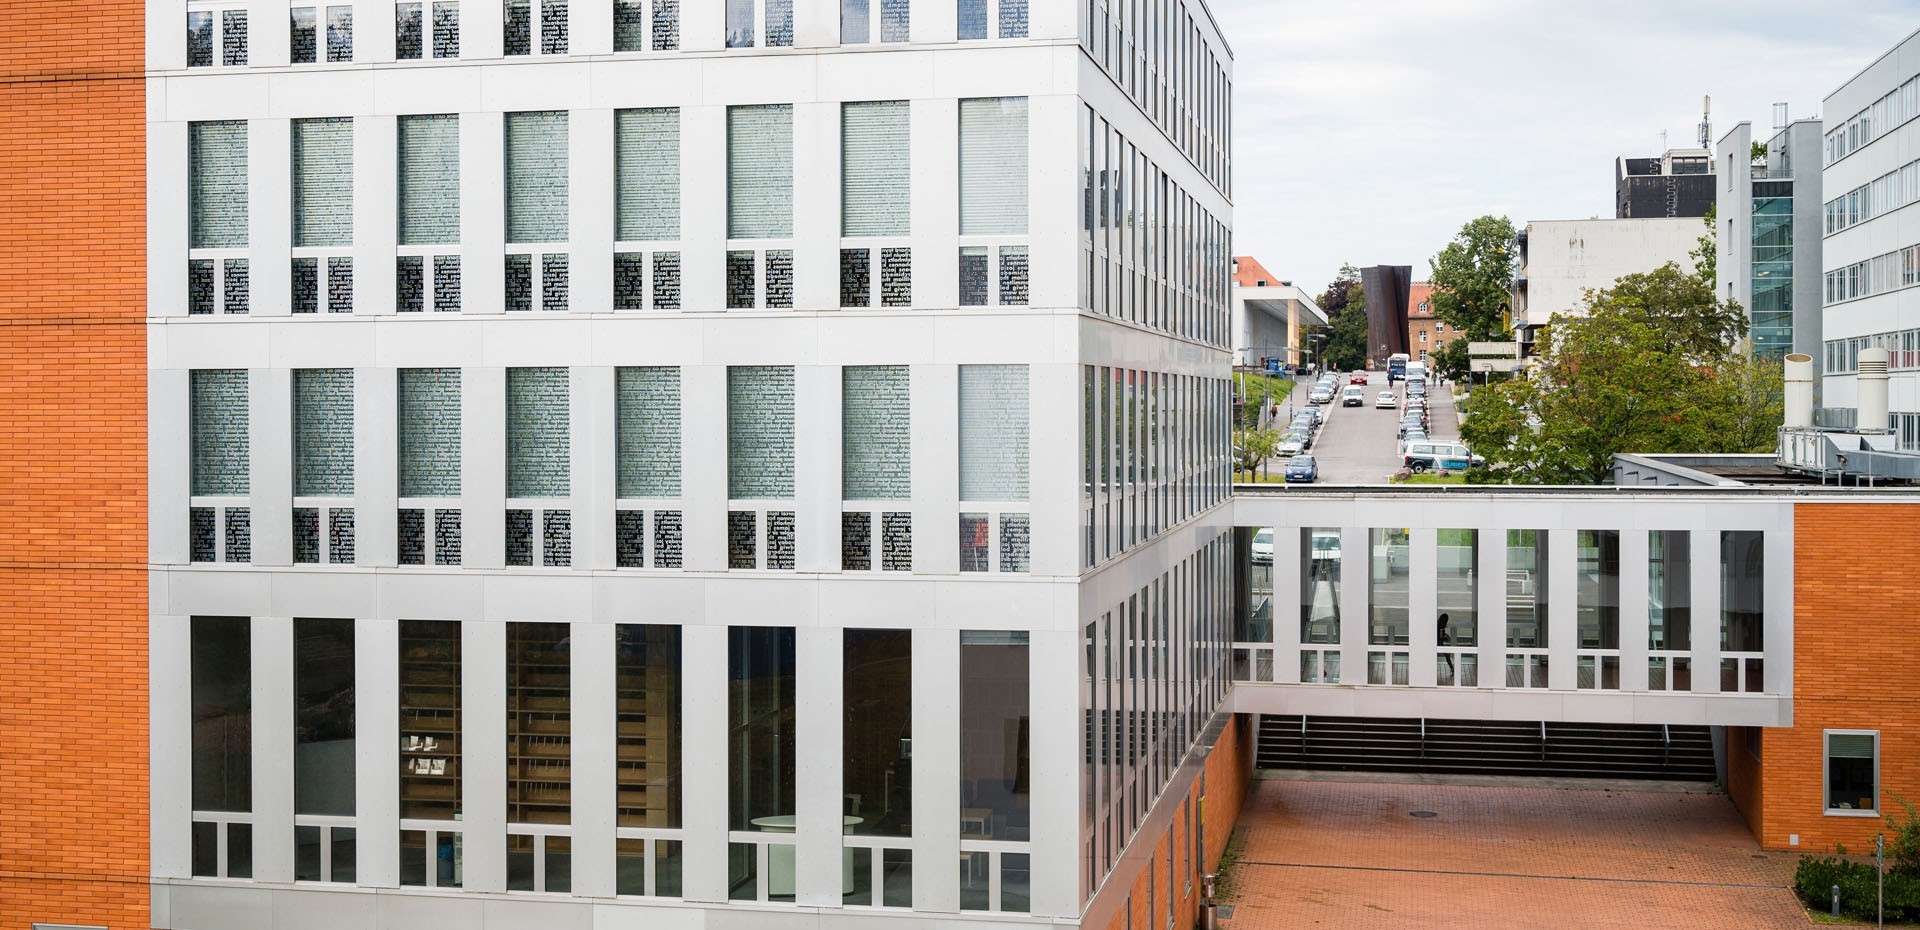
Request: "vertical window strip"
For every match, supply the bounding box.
[398,368,463,497]
[727,366,795,499]
[292,117,354,248]
[615,367,682,498]
[293,368,356,496]
[842,101,910,237]
[504,111,570,244]
[959,98,1028,235]
[398,114,461,245]
[727,105,794,239]
[192,369,251,496]
[842,365,910,499]
[615,108,681,241]
[506,367,570,498]
[190,121,249,249]
[958,364,1029,500]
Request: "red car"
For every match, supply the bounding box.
[1350,370,1369,385]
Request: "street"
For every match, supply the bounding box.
[1264,370,1461,484]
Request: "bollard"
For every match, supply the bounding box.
[1201,871,1220,930]
[1833,883,1841,918]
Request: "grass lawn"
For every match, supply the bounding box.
[1391,473,1467,485]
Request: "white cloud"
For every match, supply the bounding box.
[1213,0,1920,294]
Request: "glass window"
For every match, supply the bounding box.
[958,98,1028,235]
[192,616,252,812]
[292,118,353,247]
[506,367,570,498]
[504,111,569,244]
[615,108,680,242]
[958,364,1029,500]
[190,121,249,249]
[957,0,984,39]
[1720,531,1764,652]
[1648,530,1691,649]
[1238,527,1271,643]
[1575,530,1619,648]
[616,625,681,827]
[1436,529,1476,646]
[398,620,461,890]
[616,367,681,499]
[880,0,908,41]
[1300,528,1339,644]
[842,101,910,237]
[507,622,570,890]
[398,114,460,245]
[295,618,355,815]
[1366,529,1409,646]
[293,369,354,496]
[841,0,869,42]
[398,368,461,497]
[1505,530,1548,648]
[844,630,911,836]
[726,0,753,46]
[959,631,1029,850]
[843,365,910,500]
[727,105,793,239]
[728,625,796,827]
[191,369,250,496]
[998,0,1027,37]
[727,366,795,499]
[1826,731,1878,813]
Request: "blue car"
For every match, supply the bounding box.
[1285,454,1318,483]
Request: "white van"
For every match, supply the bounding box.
[1340,386,1365,407]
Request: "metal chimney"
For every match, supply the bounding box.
[1784,353,1814,428]
[1858,347,1890,432]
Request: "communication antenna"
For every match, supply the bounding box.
[1698,94,1712,149]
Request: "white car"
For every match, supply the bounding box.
[1375,391,1397,408]
[1251,528,1274,564]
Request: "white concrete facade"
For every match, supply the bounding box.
[1512,217,1702,328]
[148,1,1238,928]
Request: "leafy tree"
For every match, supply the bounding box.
[1428,336,1471,382]
[1691,204,1718,291]
[1311,264,1368,372]
[1583,262,1745,362]
[1428,215,1517,340]
[1232,427,1282,479]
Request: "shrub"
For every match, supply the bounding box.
[1794,855,1920,922]
[1888,792,1920,875]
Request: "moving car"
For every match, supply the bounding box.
[1341,386,1365,407]
[1375,390,1397,408]
[1285,455,1319,483]
[1387,352,1410,382]
[1404,441,1485,474]
[1350,371,1369,385]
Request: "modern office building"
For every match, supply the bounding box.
[1229,255,1324,369]
[1715,113,1824,362]
[1818,27,1920,446]
[1509,216,1700,353]
[140,1,1244,929]
[1615,147,1716,219]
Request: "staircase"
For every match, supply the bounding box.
[1256,714,1716,781]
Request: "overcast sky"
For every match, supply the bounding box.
[1211,0,1920,298]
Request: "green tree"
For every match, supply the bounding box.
[1700,352,1786,452]
[1428,336,1471,382]
[1312,264,1368,372]
[1233,427,1282,480]
[1583,261,1746,362]
[1428,215,1517,340]
[1691,204,1718,291]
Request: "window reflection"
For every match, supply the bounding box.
[1299,528,1340,644]
[1367,529,1409,646]
[959,631,1029,842]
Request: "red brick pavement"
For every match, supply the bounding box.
[1219,776,1828,929]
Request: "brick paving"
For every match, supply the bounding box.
[1219,775,1821,929]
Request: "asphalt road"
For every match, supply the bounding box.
[1266,371,1460,484]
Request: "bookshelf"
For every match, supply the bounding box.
[617,626,680,828]
[508,623,572,827]
[399,620,462,821]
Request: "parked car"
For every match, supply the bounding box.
[1308,385,1335,404]
[1285,426,1313,451]
[1400,429,1429,446]
[1350,371,1369,385]
[1278,435,1305,457]
[1251,527,1274,563]
[1375,391,1397,408]
[1285,454,1319,483]
[1404,441,1485,473]
[1341,386,1365,407]
[1407,380,1428,399]
[1398,418,1426,439]
[1297,405,1324,428]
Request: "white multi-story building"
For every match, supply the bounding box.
[145,1,1238,928]
[1819,27,1920,444]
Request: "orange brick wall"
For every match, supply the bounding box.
[1101,715,1253,930]
[1740,503,1920,852]
[1726,726,1764,841]
[0,1,148,927]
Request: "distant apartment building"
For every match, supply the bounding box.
[1406,281,1464,361]
[1509,217,1701,353]
[1230,256,1324,368]
[1716,113,1824,362]
[1616,147,1717,219]
[1819,27,1920,446]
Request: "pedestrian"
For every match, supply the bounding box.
[1437,613,1453,681]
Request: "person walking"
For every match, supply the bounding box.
[1437,613,1453,682]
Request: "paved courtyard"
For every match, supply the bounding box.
[1219,774,1820,930]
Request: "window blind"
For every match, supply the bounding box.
[843,366,909,500]
[507,367,570,498]
[727,105,793,239]
[190,121,249,249]
[505,111,569,244]
[398,368,462,497]
[958,364,1029,500]
[615,108,680,241]
[191,369,250,495]
[398,114,460,245]
[293,368,355,496]
[616,366,681,498]
[1830,733,1876,760]
[842,101,909,237]
[727,366,794,499]
[292,118,354,248]
[959,97,1028,235]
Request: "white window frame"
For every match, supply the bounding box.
[1823,728,1880,817]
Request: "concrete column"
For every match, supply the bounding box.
[1691,529,1721,693]
[151,614,193,879]
[913,365,958,572]
[250,119,292,315]
[1030,362,1080,577]
[462,111,505,315]
[251,616,294,881]
[1477,526,1505,687]
[1029,627,1079,918]
[355,0,394,61]
[463,366,506,568]
[912,626,959,912]
[795,365,840,573]
[251,368,293,566]
[572,0,613,54]
[794,626,843,905]
[571,108,615,314]
[576,366,615,570]
[150,120,189,315]
[355,115,398,316]
[682,365,727,571]
[570,620,617,896]
[357,366,398,566]
[680,105,725,312]
[911,98,959,309]
[356,616,400,887]
[1546,529,1577,691]
[792,101,838,311]
[152,369,191,565]
[461,619,507,891]
[679,624,729,902]
[1338,526,1367,682]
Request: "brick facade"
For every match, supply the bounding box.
[0,1,148,926]
[1102,715,1252,930]
[1406,283,1466,363]
[1729,503,1920,852]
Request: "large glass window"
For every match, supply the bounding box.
[1436,529,1476,646]
[615,108,680,242]
[294,617,356,883]
[504,111,569,244]
[292,118,353,247]
[616,625,683,897]
[398,114,460,245]
[1300,528,1340,643]
[844,630,912,835]
[616,367,681,498]
[843,366,910,500]
[1575,530,1619,649]
[507,622,571,892]
[960,630,1029,913]
[1505,530,1548,648]
[1721,531,1765,652]
[506,367,569,498]
[727,105,793,239]
[1649,530,1691,650]
[191,616,252,879]
[1366,529,1408,646]
[399,620,461,821]
[190,121,249,249]
[958,364,1029,500]
[958,98,1028,235]
[191,370,250,496]
[729,626,797,898]
[727,366,795,499]
[293,369,354,496]
[398,368,461,497]
[842,101,909,237]
[1826,731,1878,814]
